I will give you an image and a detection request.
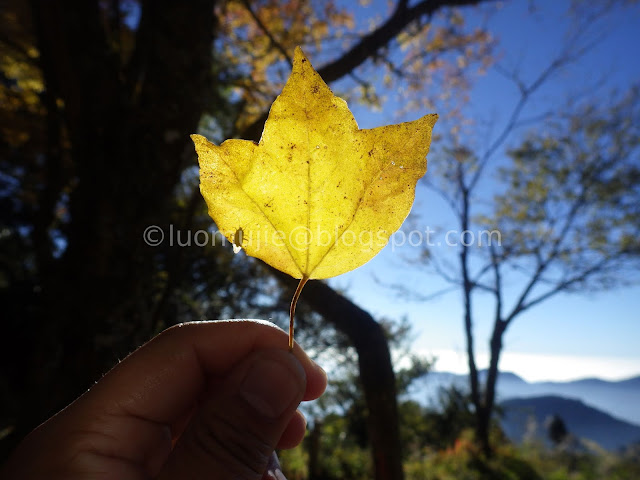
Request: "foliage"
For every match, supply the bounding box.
[215,0,354,132]
[281,416,640,480]
[279,382,640,480]
[417,387,478,450]
[215,0,494,134]
[278,444,309,480]
[307,318,433,445]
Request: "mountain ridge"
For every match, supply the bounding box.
[500,395,640,451]
[410,370,640,427]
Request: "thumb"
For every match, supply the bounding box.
[157,348,306,480]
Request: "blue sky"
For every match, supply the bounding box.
[326,0,640,382]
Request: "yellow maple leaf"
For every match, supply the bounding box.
[192,47,436,348]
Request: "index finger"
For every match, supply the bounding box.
[85,320,326,425]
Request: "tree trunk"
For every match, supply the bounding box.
[307,418,323,480]
[6,0,217,450]
[301,279,404,480]
[478,319,506,456]
[458,179,490,455]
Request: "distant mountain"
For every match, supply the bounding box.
[408,370,640,426]
[501,395,640,451]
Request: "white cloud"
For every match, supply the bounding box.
[421,348,640,382]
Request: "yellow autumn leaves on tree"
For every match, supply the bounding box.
[193,47,436,348]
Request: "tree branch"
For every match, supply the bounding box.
[240,0,496,140]
[422,178,461,217]
[271,271,403,480]
[241,0,292,67]
[518,257,611,314]
[317,0,491,84]
[430,253,462,285]
[381,280,459,302]
[468,19,602,193]
[490,243,502,322]
[470,260,496,288]
[457,179,482,422]
[504,191,587,325]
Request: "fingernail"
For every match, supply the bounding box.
[265,468,287,480]
[240,356,303,419]
[264,452,287,480]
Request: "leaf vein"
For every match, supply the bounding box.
[308,159,396,277]
[220,148,302,276]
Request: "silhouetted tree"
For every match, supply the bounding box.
[546,415,569,446]
[424,76,640,456]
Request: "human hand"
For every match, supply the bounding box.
[1,320,327,479]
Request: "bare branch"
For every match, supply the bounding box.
[493,63,526,93]
[504,189,589,325]
[468,55,561,192]
[469,259,496,288]
[471,281,496,294]
[467,13,604,193]
[430,253,462,285]
[422,178,461,216]
[512,111,553,128]
[490,243,503,322]
[518,257,612,314]
[380,280,459,302]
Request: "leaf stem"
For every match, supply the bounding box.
[289,275,309,352]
